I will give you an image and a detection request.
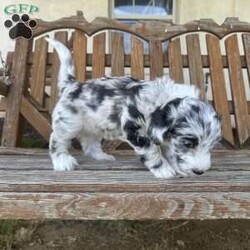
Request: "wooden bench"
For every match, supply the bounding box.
[0,12,250,220]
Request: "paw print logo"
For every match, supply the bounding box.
[4,14,37,40]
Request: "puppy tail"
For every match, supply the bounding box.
[45,37,75,92]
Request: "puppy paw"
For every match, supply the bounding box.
[86,151,116,161]
[52,153,78,171]
[99,154,116,161]
[150,166,176,179]
[93,153,116,161]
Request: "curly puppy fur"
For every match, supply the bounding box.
[46,38,221,178]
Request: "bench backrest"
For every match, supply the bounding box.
[1,12,250,149]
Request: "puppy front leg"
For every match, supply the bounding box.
[136,144,176,178]
[123,120,176,178]
[50,131,78,171]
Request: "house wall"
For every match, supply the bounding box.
[0,0,249,58]
[0,0,108,59]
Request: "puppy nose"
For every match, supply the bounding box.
[192,169,204,175]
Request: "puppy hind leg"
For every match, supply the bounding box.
[80,136,115,161]
[50,132,78,171]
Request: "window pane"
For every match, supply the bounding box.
[134,0,154,15]
[114,0,173,16]
[114,0,134,15]
[155,0,173,15]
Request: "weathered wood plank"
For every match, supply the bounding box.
[32,14,250,41]
[2,98,250,116]
[0,153,250,171]
[0,147,133,156]
[0,147,249,220]
[0,192,249,220]
[20,96,51,141]
[73,30,87,82]
[111,32,124,76]
[0,167,249,193]
[168,38,184,82]
[30,36,48,106]
[103,32,124,153]
[1,39,30,147]
[49,32,68,114]
[131,36,144,79]
[149,40,163,80]
[186,34,205,97]
[206,34,234,146]
[92,32,106,78]
[0,147,250,171]
[242,33,250,82]
[5,51,250,72]
[225,35,250,146]
[0,80,9,96]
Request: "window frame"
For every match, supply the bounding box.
[109,0,176,21]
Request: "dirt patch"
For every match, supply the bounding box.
[0,220,250,250]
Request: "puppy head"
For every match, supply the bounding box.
[148,97,222,176]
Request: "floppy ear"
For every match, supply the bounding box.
[147,98,183,145]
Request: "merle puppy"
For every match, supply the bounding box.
[46,38,221,178]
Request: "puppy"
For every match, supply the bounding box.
[46,38,221,178]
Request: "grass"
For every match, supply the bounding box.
[0,220,21,250]
[0,220,38,250]
[0,220,249,250]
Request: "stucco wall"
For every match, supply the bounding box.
[0,0,108,59]
[0,0,250,59]
[176,0,250,24]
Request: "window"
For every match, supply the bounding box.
[111,0,174,20]
[110,0,174,54]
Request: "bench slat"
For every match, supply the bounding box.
[225,35,250,146]
[0,150,250,170]
[206,34,234,146]
[92,32,106,78]
[49,32,68,114]
[2,97,250,115]
[242,33,250,83]
[149,40,163,80]
[111,32,125,76]
[20,96,51,141]
[1,39,30,147]
[131,36,144,79]
[0,152,249,193]
[30,36,48,106]
[0,170,249,193]
[105,32,125,151]
[168,38,184,82]
[14,51,250,71]
[186,34,205,97]
[73,31,87,82]
[0,192,249,220]
[0,148,249,220]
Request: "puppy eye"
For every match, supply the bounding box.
[183,139,198,149]
[183,141,196,149]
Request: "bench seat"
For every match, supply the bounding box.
[1,13,250,221]
[0,148,249,220]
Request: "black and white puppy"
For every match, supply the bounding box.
[46,38,221,178]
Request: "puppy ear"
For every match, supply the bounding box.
[148,98,183,145]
